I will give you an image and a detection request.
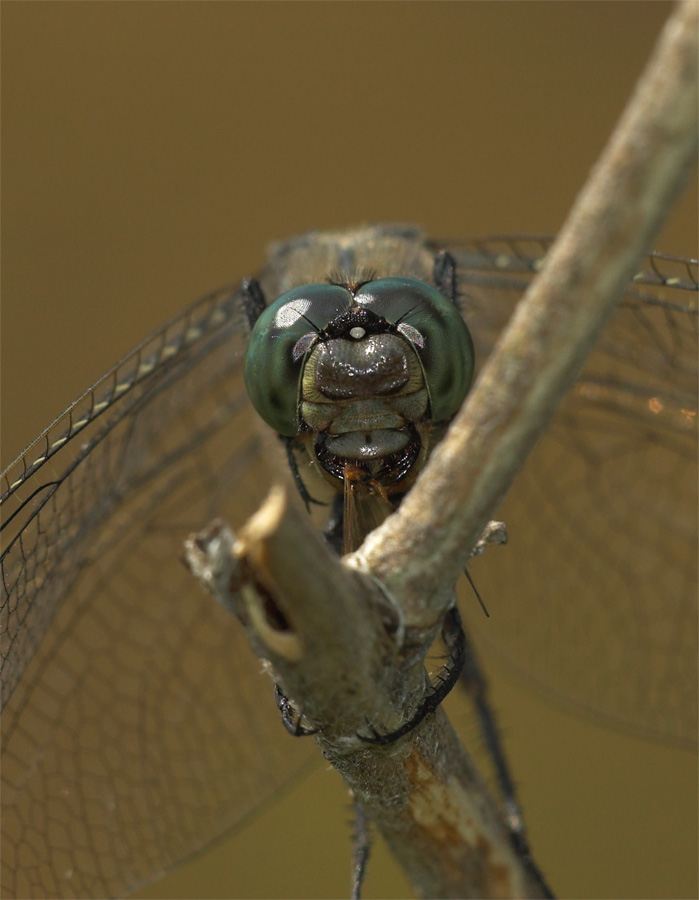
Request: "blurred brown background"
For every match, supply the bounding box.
[2,3,697,899]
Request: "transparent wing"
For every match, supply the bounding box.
[1,285,317,899]
[446,237,698,748]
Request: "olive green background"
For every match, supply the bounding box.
[2,3,697,899]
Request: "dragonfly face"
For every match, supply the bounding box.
[1,225,697,899]
[244,272,474,550]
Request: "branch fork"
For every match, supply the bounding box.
[185,3,697,895]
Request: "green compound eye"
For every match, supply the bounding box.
[244,283,354,436]
[354,278,475,423]
[243,277,475,436]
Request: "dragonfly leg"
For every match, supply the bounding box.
[273,683,319,737]
[241,277,267,329]
[350,799,372,900]
[459,626,555,898]
[357,606,466,745]
[432,249,458,304]
[281,436,326,512]
[322,493,345,555]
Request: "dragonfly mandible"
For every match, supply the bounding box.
[1,225,697,899]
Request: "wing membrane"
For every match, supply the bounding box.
[1,283,317,898]
[449,239,698,747]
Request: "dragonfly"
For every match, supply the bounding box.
[1,225,697,899]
